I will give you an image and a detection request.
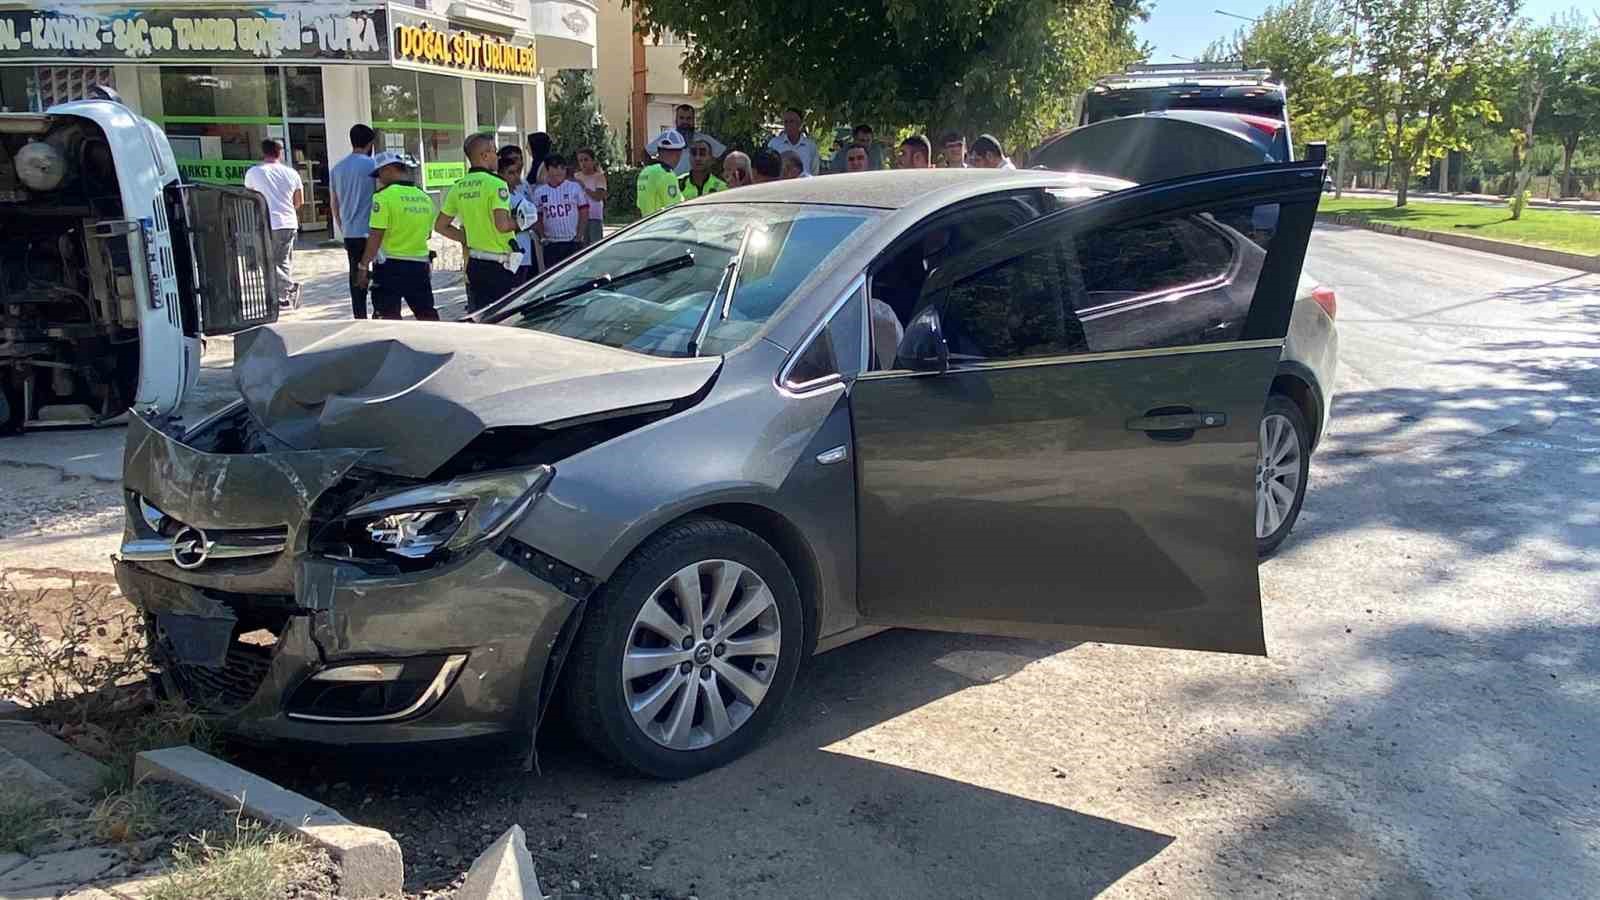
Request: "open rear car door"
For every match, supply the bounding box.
[849,160,1323,654]
[168,184,278,335]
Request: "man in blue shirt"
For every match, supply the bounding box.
[329,124,377,318]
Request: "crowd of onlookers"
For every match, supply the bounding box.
[259,105,1019,321]
[629,104,1018,215]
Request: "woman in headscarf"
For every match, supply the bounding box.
[525,132,552,184]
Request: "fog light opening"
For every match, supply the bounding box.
[310,662,404,683]
[286,654,467,723]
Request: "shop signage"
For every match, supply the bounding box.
[390,12,535,82]
[0,5,389,64]
[176,158,249,185]
[423,160,465,189]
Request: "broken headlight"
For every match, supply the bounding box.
[330,466,553,565]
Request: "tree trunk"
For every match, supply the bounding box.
[1562,136,1578,199]
[1396,156,1409,207]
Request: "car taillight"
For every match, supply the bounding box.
[1238,114,1283,140]
[1311,286,1337,320]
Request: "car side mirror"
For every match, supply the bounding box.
[895,306,948,373]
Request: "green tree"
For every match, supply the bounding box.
[1542,19,1600,198]
[629,0,1148,154]
[699,92,772,155]
[544,69,624,169]
[1353,0,1516,207]
[1202,0,1349,156]
[1498,18,1595,216]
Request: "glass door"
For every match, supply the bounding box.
[285,67,329,234]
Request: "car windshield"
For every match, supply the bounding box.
[489,202,877,357]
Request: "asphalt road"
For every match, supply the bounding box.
[246,227,1600,898]
[3,229,1597,898]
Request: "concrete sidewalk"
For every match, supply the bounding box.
[1335,187,1600,214]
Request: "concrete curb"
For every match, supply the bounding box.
[1318,212,1600,273]
[134,746,402,899]
[0,722,111,796]
[457,825,544,900]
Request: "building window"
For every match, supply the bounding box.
[370,67,472,193]
[369,66,424,162]
[30,67,116,109]
[475,80,524,147]
[139,66,286,176]
[284,67,324,119]
[419,72,466,189]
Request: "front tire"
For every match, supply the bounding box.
[562,517,804,779]
[1256,394,1311,557]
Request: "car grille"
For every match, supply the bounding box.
[166,639,274,715]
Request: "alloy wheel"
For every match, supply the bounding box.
[622,559,782,750]
[1256,412,1303,539]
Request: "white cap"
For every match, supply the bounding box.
[369,150,418,175]
[655,129,687,151]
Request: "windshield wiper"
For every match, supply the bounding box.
[686,225,760,357]
[495,252,696,321]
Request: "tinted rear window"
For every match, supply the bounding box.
[1083,87,1285,124]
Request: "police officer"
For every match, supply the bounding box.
[355,151,440,321]
[678,137,729,200]
[436,133,519,313]
[637,129,686,216]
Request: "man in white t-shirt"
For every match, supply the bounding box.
[767,108,820,175]
[244,139,304,309]
[532,153,590,270]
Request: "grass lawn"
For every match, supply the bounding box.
[1318,198,1600,256]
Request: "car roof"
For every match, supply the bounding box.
[684,169,1135,211]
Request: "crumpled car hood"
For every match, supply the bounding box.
[234,321,721,478]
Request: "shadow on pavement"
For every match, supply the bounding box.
[1287,319,1600,567]
[237,630,1174,898]
[1154,622,1600,896]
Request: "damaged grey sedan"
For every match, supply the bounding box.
[116,161,1332,779]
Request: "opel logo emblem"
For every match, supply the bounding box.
[170,526,211,570]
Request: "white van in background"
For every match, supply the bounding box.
[0,95,277,434]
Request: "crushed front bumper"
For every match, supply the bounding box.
[115,414,586,746]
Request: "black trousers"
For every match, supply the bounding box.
[344,237,369,318]
[372,260,438,321]
[466,257,523,313]
[543,240,580,269]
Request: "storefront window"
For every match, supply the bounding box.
[418,73,465,190]
[369,65,423,163]
[285,67,324,119]
[140,67,285,183]
[475,80,524,143]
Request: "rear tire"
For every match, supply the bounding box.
[1256,393,1311,557]
[562,517,803,779]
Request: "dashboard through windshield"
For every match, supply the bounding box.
[488,202,877,357]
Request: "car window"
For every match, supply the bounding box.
[1067,202,1277,353]
[869,196,1048,331]
[783,284,866,390]
[1075,216,1232,308]
[494,203,875,358]
[938,244,1087,364]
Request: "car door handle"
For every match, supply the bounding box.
[1126,410,1228,432]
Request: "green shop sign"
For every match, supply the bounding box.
[176,158,251,185]
[424,161,466,189]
